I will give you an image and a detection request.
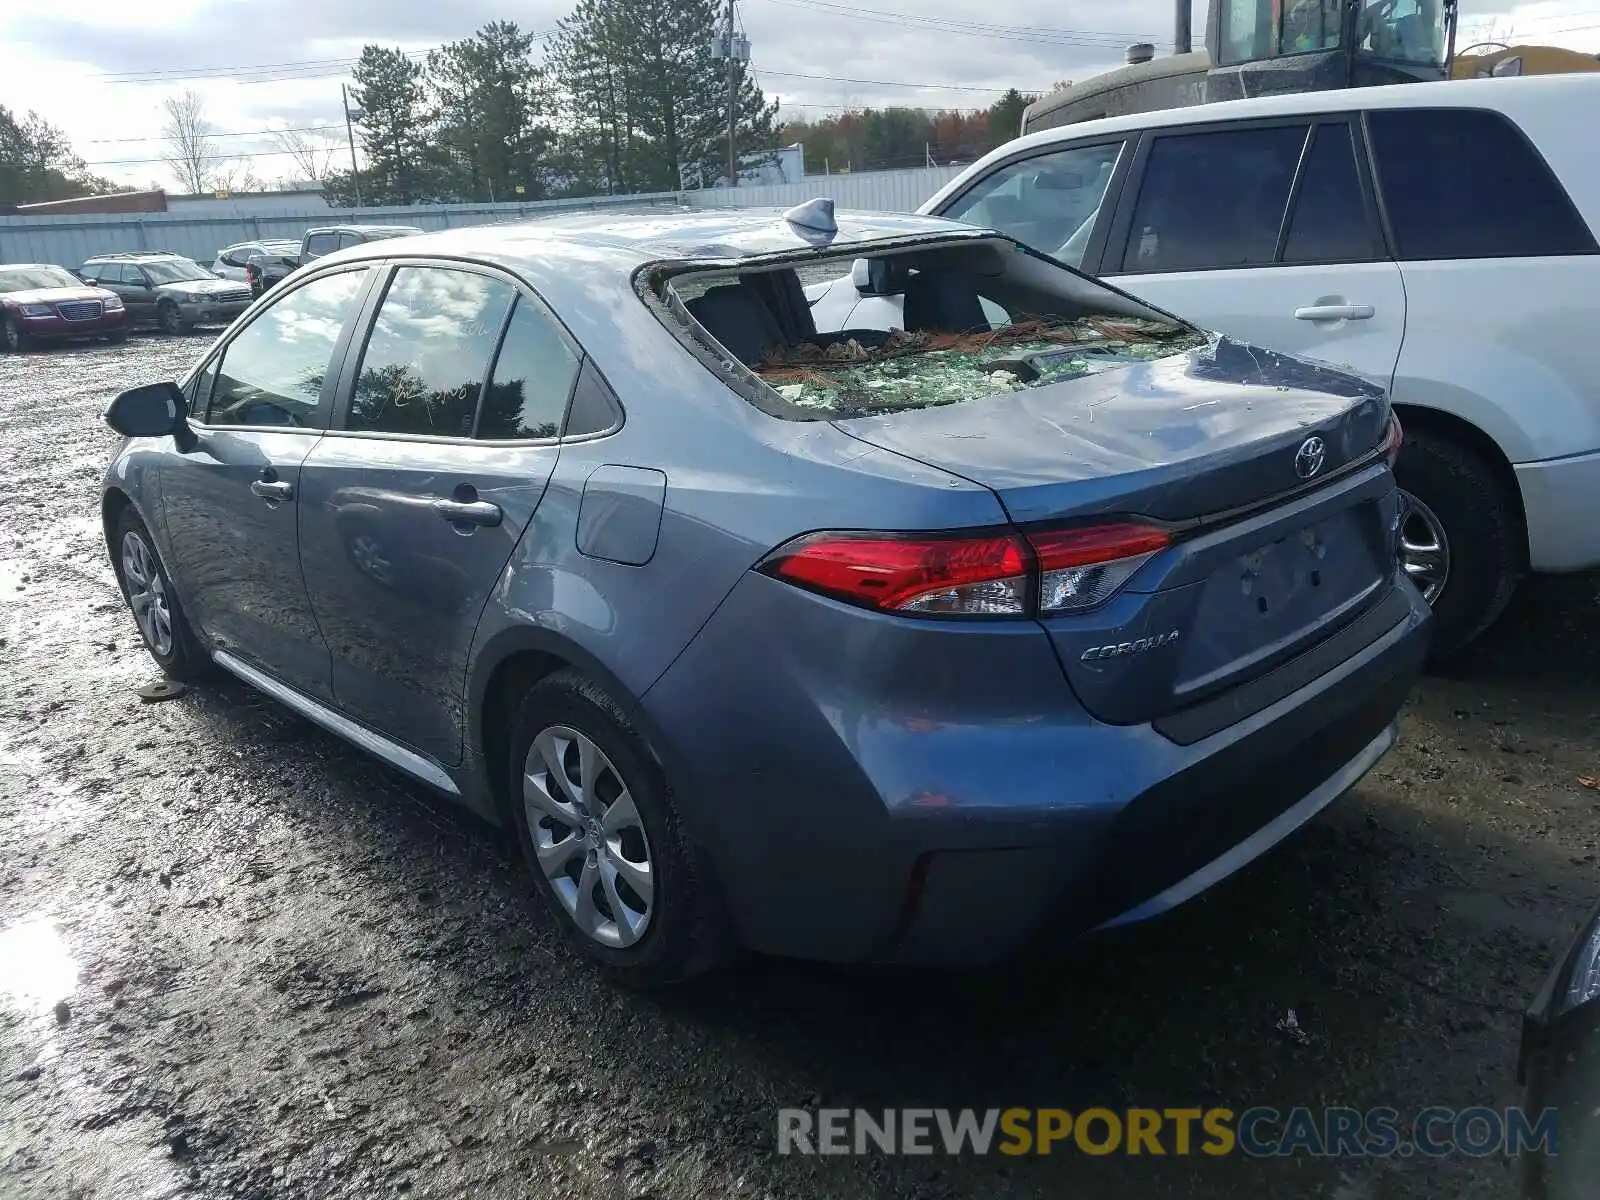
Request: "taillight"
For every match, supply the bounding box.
[1031,523,1170,613]
[246,264,259,284]
[759,522,1170,618]
[1382,410,1403,468]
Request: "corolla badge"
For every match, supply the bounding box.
[1080,630,1181,662]
[1294,435,1326,480]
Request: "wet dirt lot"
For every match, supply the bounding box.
[1,334,1597,1200]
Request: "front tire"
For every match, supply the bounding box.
[2,317,24,353]
[111,509,210,682]
[157,302,188,336]
[1394,428,1523,659]
[106,330,129,344]
[507,670,728,985]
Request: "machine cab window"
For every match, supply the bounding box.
[1220,0,1447,67]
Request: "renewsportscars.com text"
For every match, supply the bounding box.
[776,1106,1559,1158]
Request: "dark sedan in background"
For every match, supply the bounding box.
[0,264,128,351]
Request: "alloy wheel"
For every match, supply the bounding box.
[523,725,655,948]
[120,530,174,657]
[1398,489,1451,605]
[2,320,19,352]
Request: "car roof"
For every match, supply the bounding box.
[329,206,984,272]
[972,72,1598,167]
[308,224,425,234]
[84,251,186,261]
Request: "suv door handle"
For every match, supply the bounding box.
[432,498,502,527]
[250,479,293,502]
[1294,304,1375,322]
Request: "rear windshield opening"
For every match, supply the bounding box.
[658,240,1207,419]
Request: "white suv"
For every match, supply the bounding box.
[813,74,1600,656]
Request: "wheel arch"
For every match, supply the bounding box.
[466,626,678,829]
[1391,402,1529,556]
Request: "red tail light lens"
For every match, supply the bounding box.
[760,522,1170,618]
[761,532,1030,615]
[1382,410,1403,468]
[1029,523,1170,613]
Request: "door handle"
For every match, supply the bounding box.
[250,479,293,502]
[432,498,502,527]
[1294,304,1375,322]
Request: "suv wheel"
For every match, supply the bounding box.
[112,508,210,681]
[1394,428,1523,659]
[2,317,24,353]
[157,302,189,336]
[507,669,729,986]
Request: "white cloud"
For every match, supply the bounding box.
[2,0,1595,191]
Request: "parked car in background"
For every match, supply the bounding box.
[79,253,253,335]
[0,263,128,351]
[812,73,1600,657]
[212,239,300,283]
[245,225,425,296]
[1519,900,1600,1198]
[100,208,1428,985]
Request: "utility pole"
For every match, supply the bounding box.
[1174,0,1192,54]
[726,0,738,188]
[341,83,363,209]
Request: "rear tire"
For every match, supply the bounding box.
[157,302,188,336]
[507,669,730,986]
[111,508,211,682]
[1394,427,1523,660]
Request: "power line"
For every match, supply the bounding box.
[759,67,1050,92]
[751,0,1168,48]
[85,124,345,145]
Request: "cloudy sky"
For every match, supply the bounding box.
[1,0,1595,191]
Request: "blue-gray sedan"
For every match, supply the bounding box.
[99,205,1430,984]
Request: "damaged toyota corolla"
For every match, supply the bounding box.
[100,203,1430,985]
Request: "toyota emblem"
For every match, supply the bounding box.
[1294,436,1326,480]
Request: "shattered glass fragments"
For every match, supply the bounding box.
[752,317,1206,417]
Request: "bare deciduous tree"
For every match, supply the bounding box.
[273,128,338,183]
[161,89,219,193]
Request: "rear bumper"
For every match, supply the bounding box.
[18,308,128,339]
[172,297,251,324]
[641,571,1430,964]
[1517,450,1600,573]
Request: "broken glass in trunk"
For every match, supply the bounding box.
[752,317,1208,419]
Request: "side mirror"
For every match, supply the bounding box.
[105,381,188,441]
[850,257,904,296]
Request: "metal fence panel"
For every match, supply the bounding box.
[0,167,966,268]
[680,166,962,214]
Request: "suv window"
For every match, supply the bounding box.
[475,297,582,440]
[1281,123,1379,264]
[346,267,516,438]
[941,141,1124,270]
[1366,107,1598,261]
[337,232,363,249]
[304,233,339,258]
[206,269,369,428]
[1118,124,1307,272]
[91,263,122,284]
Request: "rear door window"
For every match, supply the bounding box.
[1281,122,1380,264]
[345,266,516,438]
[475,296,582,440]
[304,233,339,259]
[1116,123,1309,272]
[1365,107,1597,260]
[940,141,1126,270]
[96,264,124,284]
[207,268,370,428]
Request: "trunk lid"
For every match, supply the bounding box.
[834,338,1401,725]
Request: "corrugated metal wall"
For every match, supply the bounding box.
[0,193,680,267]
[0,166,965,268]
[680,166,962,213]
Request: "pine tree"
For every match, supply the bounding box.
[351,46,443,205]
[428,22,556,203]
[548,0,778,194]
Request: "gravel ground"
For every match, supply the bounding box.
[1,334,1597,1200]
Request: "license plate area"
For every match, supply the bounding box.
[1174,504,1386,698]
